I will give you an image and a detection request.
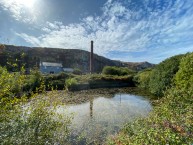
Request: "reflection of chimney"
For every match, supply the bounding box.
[90,40,94,74]
[90,98,93,118]
[120,94,122,105]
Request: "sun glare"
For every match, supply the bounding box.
[17,0,36,8]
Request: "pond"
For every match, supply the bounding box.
[56,91,152,144]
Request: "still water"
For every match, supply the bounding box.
[56,93,152,144]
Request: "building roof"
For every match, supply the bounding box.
[63,68,73,72]
[41,62,63,67]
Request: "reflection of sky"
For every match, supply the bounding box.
[56,93,152,141]
[1,0,193,63]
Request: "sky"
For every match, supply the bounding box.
[0,0,193,63]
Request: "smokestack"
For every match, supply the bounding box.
[90,40,94,74]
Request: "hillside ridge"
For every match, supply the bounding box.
[0,44,155,72]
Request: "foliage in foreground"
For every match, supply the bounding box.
[0,66,72,144]
[0,96,72,144]
[0,66,41,105]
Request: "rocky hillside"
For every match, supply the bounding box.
[0,44,155,72]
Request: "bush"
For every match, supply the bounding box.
[56,72,70,80]
[0,66,72,144]
[102,66,135,76]
[43,73,70,90]
[65,78,78,90]
[23,70,42,93]
[134,68,152,89]
[73,68,82,75]
[0,96,72,144]
[0,66,25,101]
[0,66,43,105]
[175,53,193,90]
[149,54,184,96]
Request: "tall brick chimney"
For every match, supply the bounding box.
[90,40,94,74]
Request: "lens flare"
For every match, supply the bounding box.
[17,0,36,8]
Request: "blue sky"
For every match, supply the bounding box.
[0,0,193,63]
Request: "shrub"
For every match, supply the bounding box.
[65,78,78,90]
[0,66,72,144]
[149,54,184,96]
[23,70,42,93]
[175,53,193,90]
[102,66,135,76]
[72,68,82,75]
[43,73,70,90]
[0,96,72,144]
[0,66,43,105]
[0,66,24,101]
[134,68,152,89]
[56,72,70,80]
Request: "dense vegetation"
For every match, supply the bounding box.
[0,51,192,144]
[133,68,152,89]
[174,53,193,90]
[134,54,185,97]
[102,66,136,76]
[43,72,72,90]
[0,67,41,104]
[0,67,73,144]
[107,52,193,144]
[65,73,134,91]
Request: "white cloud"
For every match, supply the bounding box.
[41,27,51,33]
[16,33,40,46]
[0,0,38,23]
[15,0,193,63]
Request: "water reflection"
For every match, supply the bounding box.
[89,98,93,118]
[56,93,152,143]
